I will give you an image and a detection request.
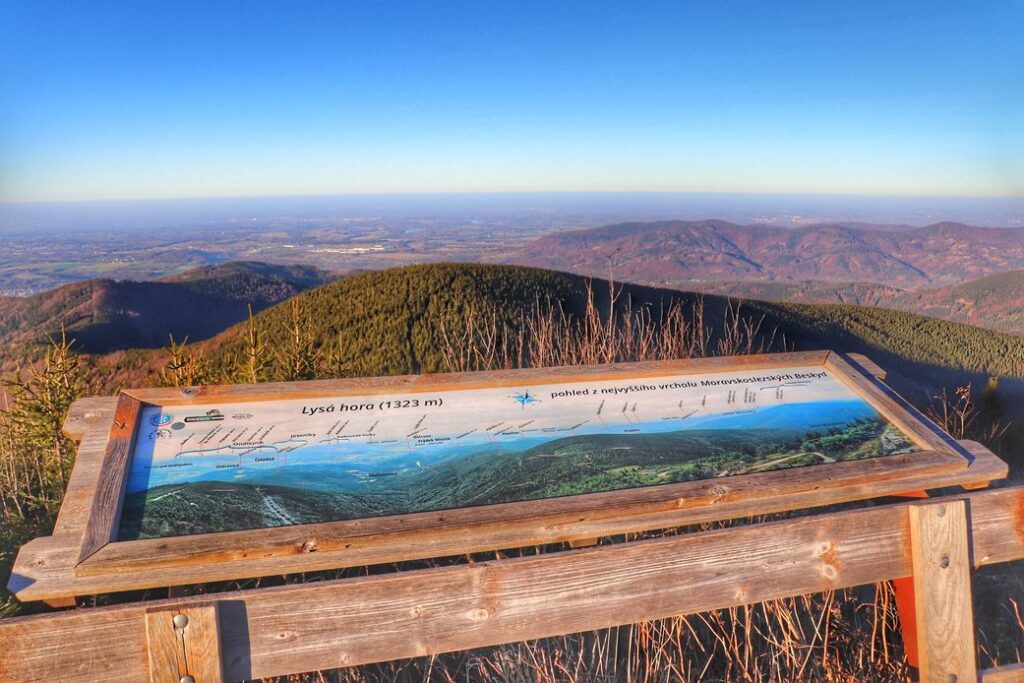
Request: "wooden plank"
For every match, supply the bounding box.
[122,351,833,406]
[43,596,76,608]
[75,394,142,564]
[981,663,1024,682]
[77,449,955,577]
[55,398,119,538]
[959,441,1003,490]
[13,440,1003,603]
[62,396,118,440]
[825,352,964,462]
[146,604,223,683]
[2,487,1024,683]
[55,429,118,538]
[846,352,887,381]
[909,501,977,683]
[145,609,187,682]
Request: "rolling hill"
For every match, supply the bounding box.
[514,220,1024,288]
[172,263,598,377]
[90,263,1024,414]
[0,262,334,360]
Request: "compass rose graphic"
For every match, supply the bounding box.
[511,390,540,408]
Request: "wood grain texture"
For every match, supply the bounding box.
[146,604,223,683]
[77,449,954,577]
[76,394,142,564]
[3,487,1024,683]
[910,501,978,683]
[62,396,118,440]
[14,440,1003,603]
[56,398,118,539]
[145,608,187,682]
[846,352,887,381]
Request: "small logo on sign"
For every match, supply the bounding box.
[184,409,225,423]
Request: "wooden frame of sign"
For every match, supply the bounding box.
[8,350,1008,605]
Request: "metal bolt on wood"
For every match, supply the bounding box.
[172,614,189,629]
[179,676,195,683]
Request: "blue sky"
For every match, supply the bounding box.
[1,1,1021,202]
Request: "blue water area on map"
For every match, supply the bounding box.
[126,399,882,494]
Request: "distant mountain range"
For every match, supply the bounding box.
[2,223,1022,384]
[3,220,1023,367]
[514,220,1024,289]
[0,262,334,360]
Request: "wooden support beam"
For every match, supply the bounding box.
[892,489,930,669]
[145,603,223,683]
[77,394,140,564]
[847,352,888,381]
[43,596,77,609]
[909,501,977,683]
[1,487,1023,683]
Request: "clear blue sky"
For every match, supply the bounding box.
[1,1,1021,202]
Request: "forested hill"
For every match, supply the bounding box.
[178,264,600,377]
[887,270,1024,336]
[659,270,1024,337]
[99,263,1024,411]
[0,262,333,361]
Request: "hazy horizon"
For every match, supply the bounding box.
[3,191,1024,233]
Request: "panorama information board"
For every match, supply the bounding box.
[121,364,915,539]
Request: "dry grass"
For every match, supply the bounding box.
[266,585,908,682]
[439,283,780,374]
